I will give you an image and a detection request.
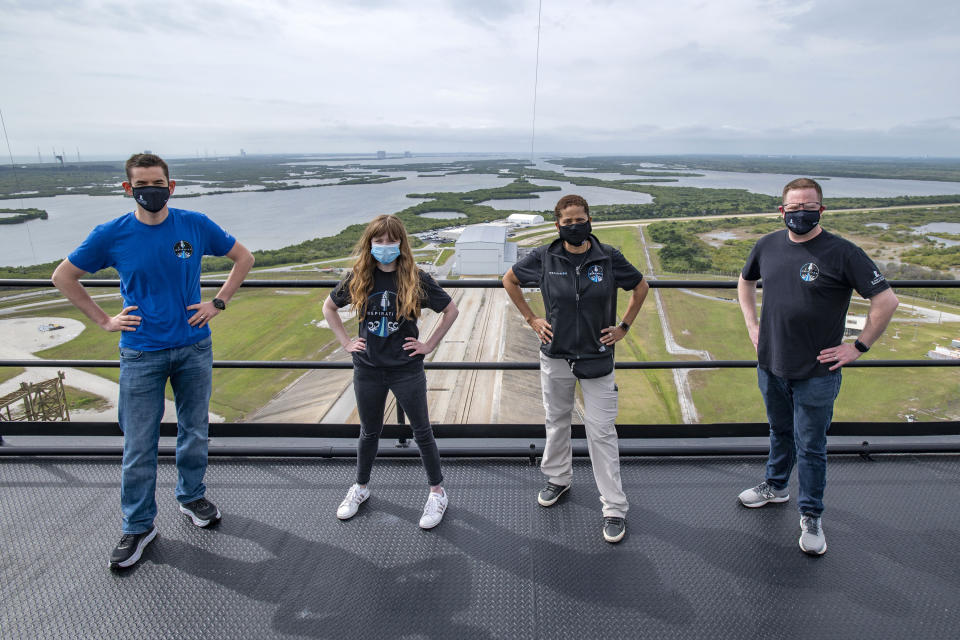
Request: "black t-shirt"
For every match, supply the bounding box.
[563,247,590,271]
[329,268,452,368]
[742,229,890,379]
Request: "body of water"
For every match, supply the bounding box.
[480,179,654,211]
[3,158,960,267]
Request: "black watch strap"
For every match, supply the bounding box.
[854,339,869,353]
[618,321,630,332]
[212,297,226,310]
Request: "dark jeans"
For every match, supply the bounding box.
[353,363,443,486]
[758,367,842,517]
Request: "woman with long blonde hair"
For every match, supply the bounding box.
[323,215,459,529]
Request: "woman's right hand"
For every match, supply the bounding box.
[343,337,366,353]
[528,317,553,344]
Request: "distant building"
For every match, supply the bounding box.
[506,213,545,226]
[404,151,412,158]
[844,315,866,336]
[437,227,466,243]
[240,149,247,157]
[376,150,386,159]
[927,345,960,360]
[454,224,518,275]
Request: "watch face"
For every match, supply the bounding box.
[213,298,226,310]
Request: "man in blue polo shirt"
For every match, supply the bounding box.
[52,153,254,569]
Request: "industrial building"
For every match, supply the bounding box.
[506,213,545,226]
[453,224,518,275]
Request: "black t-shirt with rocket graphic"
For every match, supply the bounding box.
[329,268,452,368]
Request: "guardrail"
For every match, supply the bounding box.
[2,277,958,456]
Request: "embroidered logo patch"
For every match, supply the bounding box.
[587,265,603,283]
[173,240,193,259]
[800,262,819,282]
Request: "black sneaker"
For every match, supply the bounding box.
[109,526,158,570]
[179,497,221,527]
[602,517,626,543]
[537,482,571,507]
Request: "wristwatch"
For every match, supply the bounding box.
[212,298,226,311]
[618,321,630,332]
[854,339,869,353]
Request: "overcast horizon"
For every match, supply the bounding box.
[2,0,958,160]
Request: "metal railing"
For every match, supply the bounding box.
[2,277,959,456]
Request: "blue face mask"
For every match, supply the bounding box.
[132,185,171,213]
[371,243,401,264]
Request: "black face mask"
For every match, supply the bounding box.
[558,221,592,246]
[132,186,171,213]
[784,209,820,235]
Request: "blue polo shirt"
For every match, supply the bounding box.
[68,207,236,351]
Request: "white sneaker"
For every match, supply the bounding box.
[419,489,448,529]
[799,514,827,556]
[336,484,369,520]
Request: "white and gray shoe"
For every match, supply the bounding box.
[336,484,370,520]
[419,489,448,529]
[799,514,827,555]
[738,481,789,508]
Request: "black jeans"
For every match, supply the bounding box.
[353,362,443,486]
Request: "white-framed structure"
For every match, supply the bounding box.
[506,213,545,226]
[453,224,518,275]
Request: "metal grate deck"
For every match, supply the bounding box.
[2,455,959,639]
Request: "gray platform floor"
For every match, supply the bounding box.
[2,455,959,639]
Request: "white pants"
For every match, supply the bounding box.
[539,352,628,517]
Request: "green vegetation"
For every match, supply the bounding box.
[0,366,25,385]
[593,227,682,423]
[28,287,343,421]
[552,155,960,183]
[436,249,454,266]
[0,208,47,224]
[64,386,111,413]
[901,245,960,271]
[645,207,960,303]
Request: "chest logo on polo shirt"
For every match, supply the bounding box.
[365,290,403,338]
[173,240,193,259]
[800,262,820,282]
[587,265,603,283]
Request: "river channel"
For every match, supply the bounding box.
[2,156,959,267]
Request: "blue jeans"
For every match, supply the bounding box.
[757,367,842,517]
[118,336,213,534]
[353,362,443,487]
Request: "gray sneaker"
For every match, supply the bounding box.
[537,482,570,507]
[799,514,827,555]
[738,481,789,508]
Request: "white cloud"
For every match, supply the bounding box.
[0,0,956,157]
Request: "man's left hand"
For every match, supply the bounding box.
[817,342,861,371]
[599,325,627,346]
[187,302,220,328]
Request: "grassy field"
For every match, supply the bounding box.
[64,385,111,413]
[26,287,343,421]
[0,367,25,385]
[659,281,960,423]
[592,225,960,423]
[593,227,682,423]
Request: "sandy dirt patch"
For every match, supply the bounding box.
[0,317,221,423]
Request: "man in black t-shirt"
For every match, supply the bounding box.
[737,178,899,556]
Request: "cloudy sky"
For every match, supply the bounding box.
[1,0,958,159]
